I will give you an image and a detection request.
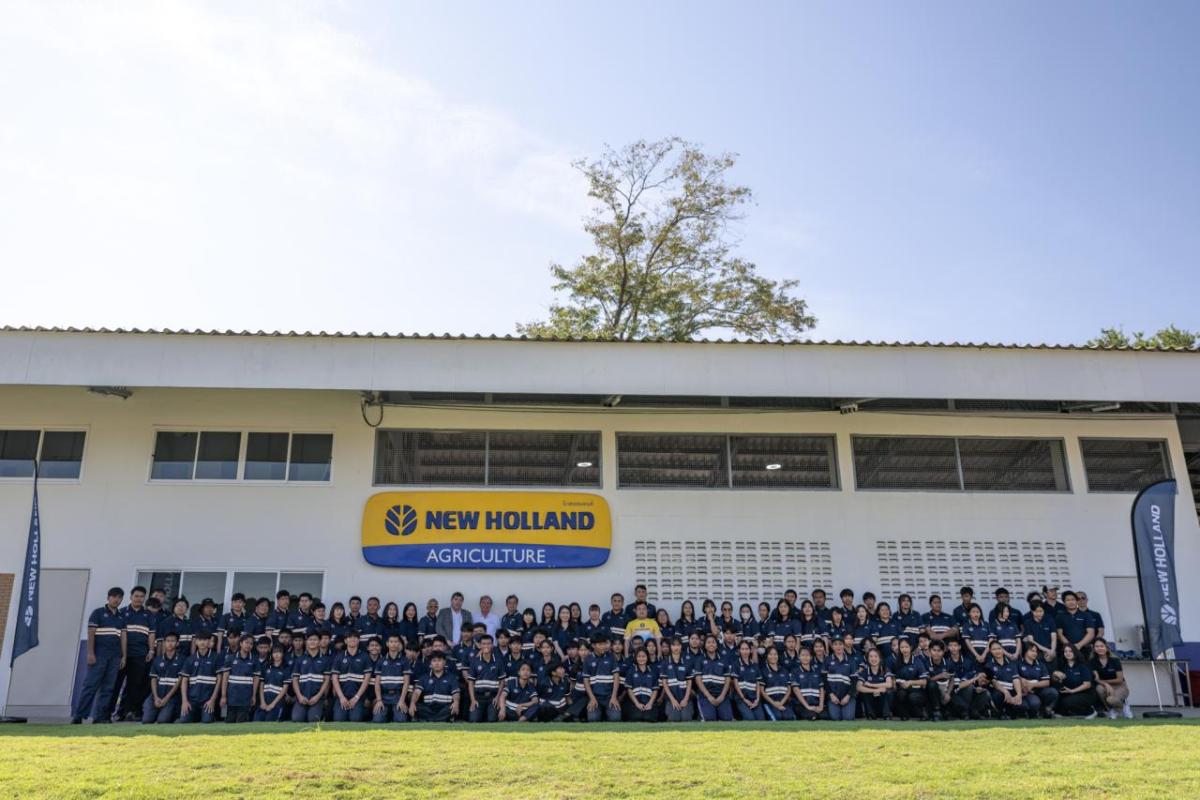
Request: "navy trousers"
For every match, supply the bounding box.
[74,653,121,721]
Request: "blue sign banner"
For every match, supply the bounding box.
[1131,479,1183,658]
[11,466,41,666]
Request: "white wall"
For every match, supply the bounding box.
[1,385,1198,709]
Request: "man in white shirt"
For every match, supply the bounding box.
[476,595,501,638]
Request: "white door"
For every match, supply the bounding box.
[1104,575,1144,653]
[5,568,89,720]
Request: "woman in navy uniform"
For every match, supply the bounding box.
[220,634,260,723]
[716,602,740,639]
[1021,601,1058,663]
[766,600,798,652]
[869,602,901,662]
[330,630,373,721]
[796,600,822,649]
[655,608,675,642]
[789,647,824,720]
[856,648,894,720]
[674,601,699,639]
[499,662,540,722]
[730,640,764,721]
[824,637,858,721]
[551,605,577,656]
[157,598,193,659]
[1017,642,1058,719]
[396,602,420,652]
[891,638,928,720]
[990,603,1022,661]
[894,594,924,647]
[693,634,733,721]
[178,631,220,723]
[851,606,873,651]
[256,645,291,722]
[622,647,659,722]
[290,631,331,722]
[824,607,848,645]
[736,604,758,644]
[380,602,402,645]
[537,661,572,721]
[409,651,460,722]
[659,637,694,722]
[326,602,352,650]
[143,631,184,724]
[962,604,993,667]
[759,645,793,721]
[1090,639,1131,719]
[986,640,1030,719]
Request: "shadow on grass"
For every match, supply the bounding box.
[1,718,1197,737]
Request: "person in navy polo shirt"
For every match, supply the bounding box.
[330,630,373,722]
[156,597,192,658]
[1055,591,1096,659]
[922,594,957,645]
[178,631,221,723]
[1021,601,1058,663]
[266,590,291,642]
[952,586,975,628]
[659,637,694,722]
[498,662,541,722]
[758,646,793,721]
[601,594,628,641]
[1017,643,1058,719]
[894,594,924,647]
[143,631,184,724]
[257,645,292,722]
[1077,592,1106,643]
[730,640,764,721]
[288,592,316,640]
[216,592,248,652]
[856,648,894,720]
[220,634,260,723]
[1052,643,1096,717]
[71,587,127,724]
[693,634,733,722]
[891,638,928,720]
[114,585,156,722]
[945,638,990,719]
[790,646,825,720]
[372,633,412,723]
[622,647,659,722]
[409,651,459,722]
[986,640,1030,719]
[466,633,504,722]
[922,641,954,720]
[291,631,331,722]
[538,661,572,721]
[581,633,622,722]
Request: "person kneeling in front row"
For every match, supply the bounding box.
[498,662,540,722]
[409,651,459,722]
[143,631,184,724]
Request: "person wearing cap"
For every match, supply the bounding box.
[191,598,220,654]
[143,630,184,724]
[178,631,220,723]
[266,590,292,642]
[257,644,292,722]
[408,651,460,722]
[290,631,331,722]
[498,661,540,722]
[219,634,260,723]
[372,633,412,723]
[575,633,621,722]
[330,629,373,722]
[71,587,127,724]
[113,585,156,721]
[693,634,732,721]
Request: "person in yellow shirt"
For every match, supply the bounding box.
[624,601,662,647]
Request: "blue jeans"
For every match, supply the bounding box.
[332,696,366,722]
[827,696,856,721]
[141,695,179,724]
[734,698,765,721]
[74,652,121,721]
[255,704,286,722]
[176,700,216,723]
[697,695,733,721]
[291,700,325,722]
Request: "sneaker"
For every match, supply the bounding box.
[1084,711,1098,720]
[1122,704,1134,719]
[1108,709,1119,720]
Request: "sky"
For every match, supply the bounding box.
[1,1,1198,344]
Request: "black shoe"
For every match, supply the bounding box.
[931,712,942,722]
[70,718,82,725]
[93,719,112,724]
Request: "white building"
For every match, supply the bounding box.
[1,327,1198,717]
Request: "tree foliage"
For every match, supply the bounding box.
[1087,324,1197,350]
[518,138,815,341]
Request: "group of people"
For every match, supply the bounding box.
[70,580,1134,725]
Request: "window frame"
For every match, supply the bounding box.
[0,426,90,484]
[615,431,841,491]
[132,567,327,607]
[1079,436,1172,494]
[851,434,1073,494]
[146,427,335,486]
[372,428,603,489]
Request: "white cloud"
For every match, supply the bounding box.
[0,0,589,331]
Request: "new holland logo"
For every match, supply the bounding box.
[384,504,419,537]
[23,604,33,627]
[1161,603,1178,627]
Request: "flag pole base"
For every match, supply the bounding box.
[1142,710,1183,718]
[0,717,28,724]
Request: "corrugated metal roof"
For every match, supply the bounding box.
[0,325,1196,352]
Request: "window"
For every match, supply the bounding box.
[373,429,600,487]
[616,433,838,489]
[1080,438,1171,492]
[853,436,1070,492]
[139,569,326,611]
[150,431,333,482]
[0,429,87,479]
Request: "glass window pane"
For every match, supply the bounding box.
[39,431,86,479]
[195,432,240,480]
[279,572,324,603]
[181,571,227,615]
[0,430,40,478]
[138,571,183,601]
[232,571,278,608]
[151,432,197,480]
[288,434,333,482]
[375,430,485,485]
[245,433,289,480]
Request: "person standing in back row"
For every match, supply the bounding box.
[71,587,127,724]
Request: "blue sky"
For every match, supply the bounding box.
[1,1,1197,343]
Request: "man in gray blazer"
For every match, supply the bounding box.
[435,591,473,645]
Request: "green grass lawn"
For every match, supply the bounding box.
[1,720,1198,800]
